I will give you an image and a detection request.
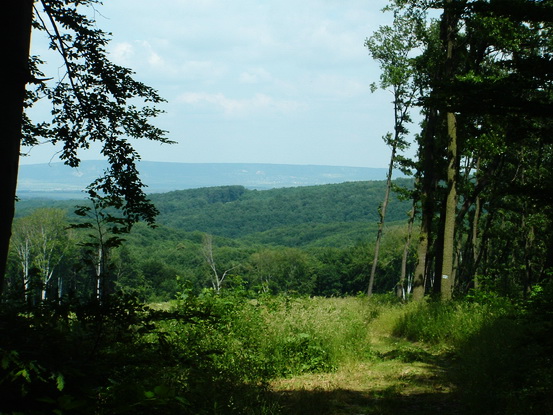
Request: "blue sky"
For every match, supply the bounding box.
[23,0,418,168]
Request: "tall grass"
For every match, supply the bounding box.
[392,297,514,347]
[254,296,383,374]
[157,287,553,414]
[155,291,394,414]
[391,292,552,415]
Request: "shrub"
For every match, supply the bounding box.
[0,292,281,415]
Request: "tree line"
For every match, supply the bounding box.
[6,182,416,302]
[366,0,553,301]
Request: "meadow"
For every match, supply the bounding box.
[4,286,549,415]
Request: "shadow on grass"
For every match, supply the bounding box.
[272,386,462,415]
[268,340,466,415]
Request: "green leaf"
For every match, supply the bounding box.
[55,373,65,391]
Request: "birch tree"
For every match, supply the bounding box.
[11,216,35,301]
[32,209,69,300]
[10,208,69,301]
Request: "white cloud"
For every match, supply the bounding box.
[109,42,135,65]
[110,39,228,83]
[176,92,306,116]
[148,50,164,67]
[308,74,371,99]
[239,68,272,84]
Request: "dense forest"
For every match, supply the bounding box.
[2,0,553,414]
[7,180,414,301]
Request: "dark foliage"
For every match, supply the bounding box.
[0,292,278,414]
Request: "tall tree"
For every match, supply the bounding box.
[386,0,553,300]
[439,0,460,300]
[1,1,34,295]
[365,13,418,296]
[1,1,171,297]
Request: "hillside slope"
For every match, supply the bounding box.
[15,179,413,247]
[150,179,413,240]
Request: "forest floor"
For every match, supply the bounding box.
[270,313,463,415]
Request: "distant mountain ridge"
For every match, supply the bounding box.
[17,161,400,199]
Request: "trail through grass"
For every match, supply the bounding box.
[268,300,462,415]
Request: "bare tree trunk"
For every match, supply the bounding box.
[201,233,239,293]
[16,239,32,302]
[0,2,34,297]
[441,115,457,300]
[412,222,429,302]
[368,145,396,296]
[471,159,482,290]
[397,206,415,299]
[440,0,459,301]
[96,246,103,300]
[202,234,220,292]
[412,108,438,301]
[58,274,64,300]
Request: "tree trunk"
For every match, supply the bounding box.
[398,206,415,299]
[412,108,439,301]
[368,146,397,296]
[440,113,458,300]
[471,159,482,290]
[440,0,459,301]
[412,218,429,301]
[0,2,34,296]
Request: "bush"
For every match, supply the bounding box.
[0,292,281,415]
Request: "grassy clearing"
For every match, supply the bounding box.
[266,296,459,415]
[132,292,553,414]
[3,290,549,414]
[261,293,550,415]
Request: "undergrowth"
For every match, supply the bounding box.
[392,296,514,347]
[391,288,553,415]
[2,287,551,414]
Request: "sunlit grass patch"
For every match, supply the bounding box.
[392,298,514,347]
[256,296,380,375]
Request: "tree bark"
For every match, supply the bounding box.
[440,0,459,301]
[412,217,429,301]
[0,1,34,296]
[398,205,415,299]
[471,158,482,290]
[412,108,438,301]
[368,145,396,296]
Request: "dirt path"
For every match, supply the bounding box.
[270,330,461,414]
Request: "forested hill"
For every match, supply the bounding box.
[150,178,413,239]
[16,178,413,245]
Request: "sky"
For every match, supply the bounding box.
[23,0,418,169]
